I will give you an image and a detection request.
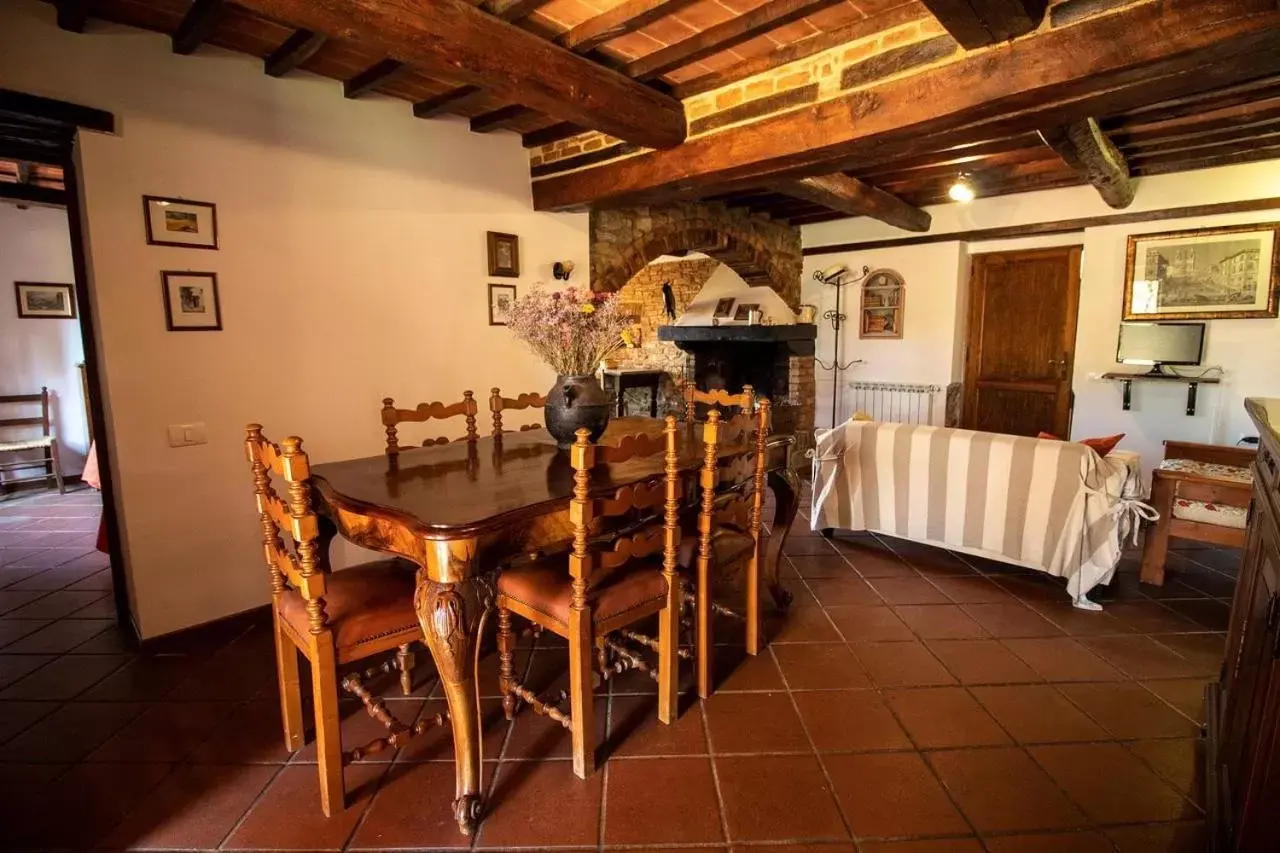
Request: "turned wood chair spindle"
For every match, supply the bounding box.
[381,391,479,454]
[489,387,547,437]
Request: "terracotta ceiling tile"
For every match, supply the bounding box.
[719,0,774,13]
[668,0,738,30]
[536,0,600,28]
[640,15,702,44]
[765,20,820,45]
[602,31,665,59]
[854,0,917,15]
[805,1,868,29]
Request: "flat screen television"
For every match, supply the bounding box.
[1116,322,1205,374]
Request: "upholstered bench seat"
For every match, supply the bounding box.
[1157,457,1253,484]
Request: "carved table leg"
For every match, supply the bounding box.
[414,573,492,836]
[764,467,801,612]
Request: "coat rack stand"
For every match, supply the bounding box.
[813,265,869,428]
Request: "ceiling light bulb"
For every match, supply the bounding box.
[948,175,976,204]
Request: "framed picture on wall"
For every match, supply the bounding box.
[488,283,517,326]
[162,271,222,331]
[14,282,76,319]
[487,231,520,278]
[712,297,736,319]
[143,196,219,249]
[1122,223,1280,320]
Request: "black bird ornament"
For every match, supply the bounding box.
[661,281,677,321]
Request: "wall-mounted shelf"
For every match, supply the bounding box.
[1102,371,1221,416]
[860,269,904,339]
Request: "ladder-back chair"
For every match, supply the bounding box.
[245,425,439,816]
[489,387,546,437]
[381,391,479,454]
[689,399,771,698]
[495,418,684,778]
[0,388,65,495]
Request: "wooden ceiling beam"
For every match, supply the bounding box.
[1108,73,1280,128]
[532,0,1280,210]
[55,0,90,33]
[1038,118,1134,209]
[918,0,1048,49]
[413,86,486,118]
[781,173,932,231]
[172,0,223,55]
[343,59,405,99]
[264,29,327,77]
[484,0,555,21]
[558,0,701,54]
[522,122,587,148]
[1125,117,1280,155]
[1111,94,1280,145]
[234,0,686,148]
[0,181,65,207]
[625,0,847,81]
[470,104,534,132]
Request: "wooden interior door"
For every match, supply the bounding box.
[962,246,1082,437]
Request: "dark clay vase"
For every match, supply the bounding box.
[545,374,611,448]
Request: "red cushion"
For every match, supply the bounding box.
[1037,431,1125,457]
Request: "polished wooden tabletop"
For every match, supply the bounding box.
[310,417,763,537]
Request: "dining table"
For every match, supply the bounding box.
[308,417,800,835]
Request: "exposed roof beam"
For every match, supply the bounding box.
[264,29,327,77]
[413,85,485,118]
[532,0,1280,210]
[522,122,587,148]
[781,173,932,231]
[0,182,66,207]
[172,0,224,55]
[470,104,532,133]
[234,0,686,149]
[343,59,405,99]
[484,0,555,21]
[558,0,702,54]
[625,0,847,81]
[1038,118,1134,209]
[918,0,1048,48]
[673,2,930,98]
[55,0,90,33]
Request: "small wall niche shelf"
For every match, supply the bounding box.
[1101,371,1221,416]
[860,269,904,339]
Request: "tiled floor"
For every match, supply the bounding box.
[0,484,1234,851]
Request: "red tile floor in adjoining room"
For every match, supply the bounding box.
[0,483,1232,851]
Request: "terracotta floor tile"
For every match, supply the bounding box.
[397,697,508,762]
[1105,821,1207,852]
[793,689,912,752]
[89,700,232,762]
[785,536,840,555]
[715,646,785,691]
[1077,636,1205,679]
[825,751,968,839]
[343,763,467,849]
[853,641,956,687]
[983,831,1113,852]
[1162,598,1231,631]
[1057,682,1201,739]
[769,606,843,643]
[1127,738,1203,805]
[0,652,128,700]
[2,590,108,620]
[1152,632,1226,677]
[0,700,144,763]
[962,602,1064,638]
[1030,743,1197,824]
[22,760,174,848]
[867,577,951,606]
[0,653,55,689]
[1002,638,1126,682]
[470,759,603,848]
[826,605,914,642]
[928,746,1085,833]
[774,642,870,689]
[1141,678,1209,723]
[885,687,1011,748]
[716,754,848,842]
[789,554,857,578]
[608,694,708,757]
[859,841,982,853]
[928,576,1016,604]
[894,604,989,639]
[77,654,194,701]
[0,617,114,653]
[705,691,808,753]
[927,639,1042,685]
[807,575,885,606]
[734,845,856,853]
[970,685,1108,744]
[1101,600,1203,633]
[0,617,51,648]
[502,696,605,761]
[227,762,386,850]
[1027,603,1136,637]
[604,756,724,844]
[0,699,54,743]
[105,762,278,849]
[190,700,294,764]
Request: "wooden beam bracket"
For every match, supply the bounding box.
[265,29,327,77]
[1039,117,1135,209]
[344,59,405,99]
[172,0,224,55]
[919,0,1047,49]
[782,173,931,231]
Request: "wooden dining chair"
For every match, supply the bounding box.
[0,388,66,495]
[687,398,771,698]
[683,381,754,428]
[489,387,546,437]
[381,391,479,454]
[495,418,684,778]
[245,425,441,817]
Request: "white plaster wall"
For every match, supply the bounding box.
[802,161,1280,475]
[675,262,797,326]
[0,2,588,637]
[0,203,89,475]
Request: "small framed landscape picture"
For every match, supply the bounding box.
[143,196,218,249]
[162,271,222,331]
[712,297,736,319]
[732,302,760,322]
[487,231,520,278]
[488,283,517,326]
[15,282,76,319]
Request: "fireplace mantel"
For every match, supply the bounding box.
[657,323,816,355]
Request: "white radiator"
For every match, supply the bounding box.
[847,381,942,425]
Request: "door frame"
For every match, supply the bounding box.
[961,244,1084,437]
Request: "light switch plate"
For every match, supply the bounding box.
[168,422,208,448]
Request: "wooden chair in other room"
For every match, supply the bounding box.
[0,388,66,495]
[381,391,479,453]
[687,398,771,698]
[489,387,546,437]
[495,418,684,778]
[245,425,441,816]
[1141,440,1255,586]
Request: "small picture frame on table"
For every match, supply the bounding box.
[143,196,218,249]
[14,282,76,319]
[162,271,222,331]
[487,231,520,277]
[489,283,517,326]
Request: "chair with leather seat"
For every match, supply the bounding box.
[245,425,439,817]
[489,387,546,436]
[495,417,684,779]
[381,391,480,453]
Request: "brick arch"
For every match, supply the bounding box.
[589,205,802,310]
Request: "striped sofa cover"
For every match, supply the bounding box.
[810,420,1147,606]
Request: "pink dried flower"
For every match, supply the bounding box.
[507,285,629,376]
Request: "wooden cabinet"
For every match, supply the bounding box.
[1213,399,1280,852]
